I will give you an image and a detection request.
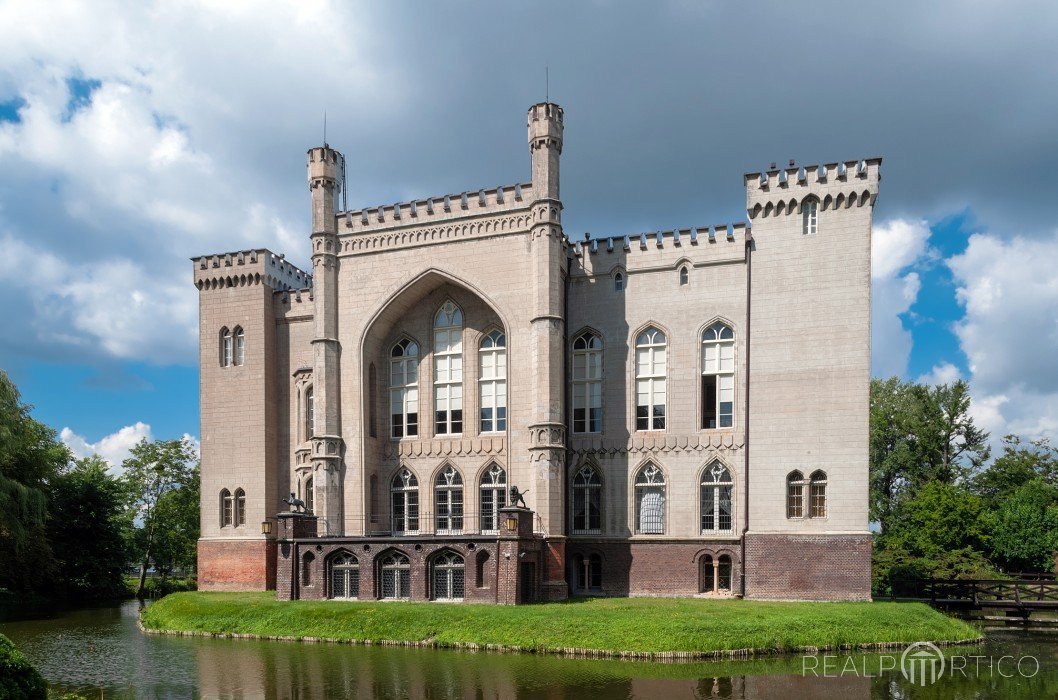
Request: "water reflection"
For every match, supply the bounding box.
[1,600,1055,699]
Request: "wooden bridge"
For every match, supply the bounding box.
[883,577,1058,625]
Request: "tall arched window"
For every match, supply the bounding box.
[220,328,233,367]
[233,488,246,526]
[479,463,507,533]
[700,555,715,593]
[329,552,359,599]
[379,551,410,599]
[613,271,625,292]
[701,322,735,429]
[803,198,819,235]
[233,327,245,366]
[572,331,602,434]
[634,463,666,535]
[303,476,315,514]
[434,465,464,534]
[479,330,507,433]
[809,470,827,518]
[390,339,419,438]
[304,386,315,440]
[302,551,314,587]
[391,468,419,534]
[786,470,805,518]
[432,551,465,601]
[571,465,602,534]
[718,554,733,591]
[679,265,689,286]
[635,327,666,431]
[700,462,733,534]
[219,488,233,527]
[572,553,602,593]
[433,301,464,435]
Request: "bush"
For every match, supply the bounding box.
[137,576,197,598]
[0,633,47,700]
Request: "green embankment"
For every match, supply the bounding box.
[0,633,47,700]
[141,592,980,656]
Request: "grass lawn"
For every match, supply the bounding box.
[141,592,981,656]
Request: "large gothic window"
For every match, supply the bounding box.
[379,551,410,599]
[329,552,359,599]
[571,465,602,534]
[479,463,507,533]
[434,465,464,534]
[432,551,465,601]
[634,463,666,535]
[701,322,735,429]
[390,339,419,438]
[391,469,419,534]
[478,330,507,433]
[635,327,666,431]
[572,331,602,433]
[433,301,464,435]
[700,462,734,534]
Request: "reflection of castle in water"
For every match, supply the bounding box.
[193,639,874,699]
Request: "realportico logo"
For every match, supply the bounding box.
[901,642,945,686]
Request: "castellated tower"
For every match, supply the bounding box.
[307,146,345,536]
[193,249,311,591]
[742,160,880,600]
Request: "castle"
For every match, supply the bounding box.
[193,102,878,603]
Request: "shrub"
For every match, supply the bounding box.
[0,633,47,700]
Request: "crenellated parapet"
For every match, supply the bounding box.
[192,248,311,291]
[745,158,881,219]
[568,223,748,278]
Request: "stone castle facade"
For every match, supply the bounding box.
[193,102,878,602]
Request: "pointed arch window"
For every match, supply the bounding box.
[479,330,507,433]
[700,462,734,534]
[329,552,359,599]
[803,198,818,235]
[571,465,602,534]
[479,463,507,533]
[233,327,245,366]
[390,339,419,438]
[635,327,666,431]
[613,271,625,292]
[572,331,602,433]
[379,551,410,599]
[303,476,315,514]
[701,322,735,429]
[434,465,464,534]
[809,470,827,518]
[391,469,419,534]
[432,551,465,601]
[786,470,805,518]
[304,386,315,440]
[433,301,463,435]
[220,488,233,527]
[233,488,246,526]
[679,265,689,286]
[220,328,233,367]
[634,464,666,535]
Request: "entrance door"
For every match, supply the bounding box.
[519,562,536,603]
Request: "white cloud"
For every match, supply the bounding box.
[917,361,962,386]
[62,421,153,470]
[948,231,1058,442]
[871,218,931,378]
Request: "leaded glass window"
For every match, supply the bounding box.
[700,462,733,534]
[635,327,666,431]
[572,332,602,433]
[701,322,735,429]
[634,464,666,535]
[479,463,507,533]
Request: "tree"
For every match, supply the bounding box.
[150,463,200,577]
[121,438,198,596]
[973,435,1058,506]
[47,456,132,599]
[0,371,68,594]
[987,479,1058,573]
[887,481,988,557]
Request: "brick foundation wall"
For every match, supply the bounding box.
[567,540,741,597]
[744,533,871,601]
[198,538,277,591]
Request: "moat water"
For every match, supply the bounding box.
[2,599,1056,699]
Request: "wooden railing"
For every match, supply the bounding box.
[885,578,1058,609]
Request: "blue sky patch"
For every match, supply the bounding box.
[0,96,26,124]
[62,75,102,122]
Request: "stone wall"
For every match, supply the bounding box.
[744,533,872,601]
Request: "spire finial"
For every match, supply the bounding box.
[545,66,549,103]
[323,110,327,147]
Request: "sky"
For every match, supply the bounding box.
[1,0,1057,468]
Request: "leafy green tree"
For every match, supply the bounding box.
[986,479,1058,573]
[150,463,200,577]
[887,481,988,556]
[973,435,1058,506]
[121,438,198,596]
[47,456,132,598]
[0,371,67,594]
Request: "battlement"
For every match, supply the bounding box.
[528,102,564,153]
[744,158,881,218]
[307,146,342,184]
[336,182,535,236]
[568,223,748,277]
[192,248,312,292]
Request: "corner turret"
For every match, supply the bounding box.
[528,102,563,201]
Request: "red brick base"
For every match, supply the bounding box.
[744,533,872,601]
[198,538,277,591]
[566,540,741,597]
